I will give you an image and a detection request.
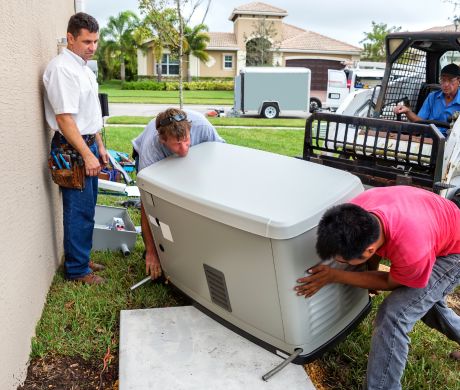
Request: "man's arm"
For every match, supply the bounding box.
[140,203,162,280]
[55,113,101,176]
[393,104,423,122]
[295,264,402,298]
[95,132,109,168]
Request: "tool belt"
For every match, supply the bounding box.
[47,132,96,190]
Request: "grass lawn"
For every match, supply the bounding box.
[100,81,233,105]
[30,125,460,389]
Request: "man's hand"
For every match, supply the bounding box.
[98,144,109,169]
[83,153,102,176]
[145,251,162,280]
[393,105,411,115]
[294,264,337,298]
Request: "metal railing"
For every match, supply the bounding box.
[303,112,445,190]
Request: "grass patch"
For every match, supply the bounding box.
[31,217,187,360]
[102,126,144,152]
[106,116,155,125]
[217,127,304,157]
[107,115,306,128]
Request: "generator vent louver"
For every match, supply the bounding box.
[203,264,232,312]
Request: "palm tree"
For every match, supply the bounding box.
[100,11,140,81]
[184,23,210,81]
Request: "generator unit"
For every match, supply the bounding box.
[137,142,371,363]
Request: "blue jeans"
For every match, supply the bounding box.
[366,254,460,389]
[61,143,99,279]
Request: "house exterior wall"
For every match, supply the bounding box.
[233,16,284,49]
[0,1,74,388]
[199,51,238,77]
[137,49,148,76]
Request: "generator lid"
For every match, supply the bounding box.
[137,142,363,240]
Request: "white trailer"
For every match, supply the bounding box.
[234,67,311,118]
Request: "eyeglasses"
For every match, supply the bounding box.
[439,77,459,84]
[158,113,187,127]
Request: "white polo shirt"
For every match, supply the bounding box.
[43,48,102,135]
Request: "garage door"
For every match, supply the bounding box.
[286,59,343,90]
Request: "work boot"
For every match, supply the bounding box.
[450,350,460,361]
[73,273,105,285]
[89,261,106,272]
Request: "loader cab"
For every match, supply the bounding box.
[374,32,460,122]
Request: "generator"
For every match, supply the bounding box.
[136,142,371,363]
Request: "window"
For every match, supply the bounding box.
[439,51,460,75]
[160,54,179,75]
[223,54,233,70]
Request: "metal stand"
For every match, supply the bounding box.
[130,276,151,291]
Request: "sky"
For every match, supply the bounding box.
[85,0,458,47]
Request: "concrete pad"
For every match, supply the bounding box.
[119,306,315,390]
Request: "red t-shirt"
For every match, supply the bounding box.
[351,186,460,288]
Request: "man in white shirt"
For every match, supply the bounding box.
[43,12,108,284]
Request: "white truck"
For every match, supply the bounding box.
[233,67,312,118]
[326,62,385,111]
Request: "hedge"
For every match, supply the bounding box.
[122,80,234,91]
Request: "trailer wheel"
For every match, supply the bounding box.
[261,104,279,119]
[309,97,322,113]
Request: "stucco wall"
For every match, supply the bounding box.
[233,16,283,50]
[0,1,74,388]
[200,51,237,78]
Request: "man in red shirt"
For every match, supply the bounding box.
[295,186,460,390]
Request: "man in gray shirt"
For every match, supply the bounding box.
[132,108,224,279]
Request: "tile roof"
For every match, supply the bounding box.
[232,2,287,14]
[282,23,306,40]
[425,24,457,32]
[280,28,362,53]
[207,32,239,49]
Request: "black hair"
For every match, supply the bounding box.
[316,203,380,261]
[67,12,99,38]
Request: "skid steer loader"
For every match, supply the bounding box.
[303,31,460,206]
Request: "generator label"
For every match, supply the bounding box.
[159,221,174,242]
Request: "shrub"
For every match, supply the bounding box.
[121,80,234,91]
[122,81,166,90]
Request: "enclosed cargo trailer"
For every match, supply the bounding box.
[234,67,311,118]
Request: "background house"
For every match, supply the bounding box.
[138,1,362,92]
[0,1,75,388]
